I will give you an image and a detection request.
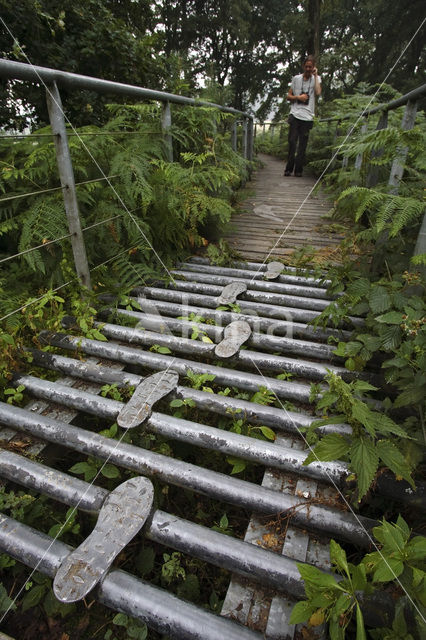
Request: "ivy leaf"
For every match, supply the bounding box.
[393,383,426,408]
[347,278,371,298]
[350,437,379,499]
[351,564,368,591]
[376,440,414,487]
[169,398,184,408]
[21,584,46,612]
[304,434,349,465]
[0,583,16,613]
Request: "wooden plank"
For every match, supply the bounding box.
[227,154,342,260]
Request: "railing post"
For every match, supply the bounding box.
[45,82,91,289]
[354,119,368,171]
[413,213,426,264]
[341,124,355,169]
[247,118,254,161]
[231,121,238,152]
[388,99,417,194]
[161,101,173,162]
[367,111,388,187]
[242,117,248,159]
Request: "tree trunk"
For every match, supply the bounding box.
[307,0,322,63]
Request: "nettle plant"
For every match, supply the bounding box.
[304,372,414,501]
[291,516,426,640]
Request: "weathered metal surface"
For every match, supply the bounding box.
[215,320,251,358]
[179,260,329,287]
[27,350,351,437]
[141,281,333,314]
[122,295,352,341]
[117,370,178,428]
[54,477,154,602]
[0,451,311,595]
[0,514,263,640]
[38,331,318,402]
[45,82,91,288]
[0,402,376,545]
[104,307,342,359]
[12,374,349,485]
[135,286,363,327]
[216,281,247,305]
[0,58,251,118]
[265,261,284,280]
[173,267,332,299]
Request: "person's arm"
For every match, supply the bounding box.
[287,88,309,103]
[313,68,321,96]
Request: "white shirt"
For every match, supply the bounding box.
[289,73,321,121]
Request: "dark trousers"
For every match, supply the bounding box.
[285,115,313,174]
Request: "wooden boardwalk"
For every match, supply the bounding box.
[225,153,343,262]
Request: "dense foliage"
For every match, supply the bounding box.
[0,4,425,639]
[0,1,424,126]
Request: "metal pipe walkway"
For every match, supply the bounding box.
[0,169,422,640]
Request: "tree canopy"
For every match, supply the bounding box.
[0,0,424,128]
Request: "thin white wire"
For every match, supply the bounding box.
[249,16,426,283]
[0,363,179,624]
[0,16,176,286]
[0,11,424,626]
[0,281,73,323]
[248,356,425,621]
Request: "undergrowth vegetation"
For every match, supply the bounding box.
[0,102,250,389]
[0,82,425,639]
[257,83,426,639]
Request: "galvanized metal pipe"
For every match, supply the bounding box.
[107,306,345,354]
[188,256,319,278]
[39,331,314,402]
[14,375,349,486]
[0,402,375,545]
[0,450,305,596]
[143,280,331,313]
[135,288,363,328]
[172,268,332,300]
[105,294,351,342]
[161,101,173,162]
[0,514,262,640]
[93,320,350,381]
[179,260,329,287]
[28,350,351,437]
[45,82,91,288]
[0,58,249,118]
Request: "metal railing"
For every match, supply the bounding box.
[0,58,254,289]
[254,83,426,259]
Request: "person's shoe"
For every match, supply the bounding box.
[294,172,302,177]
[284,170,291,176]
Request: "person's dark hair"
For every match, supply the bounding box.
[304,55,316,65]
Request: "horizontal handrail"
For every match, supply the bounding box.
[0,58,251,119]
[254,82,426,126]
[318,83,426,122]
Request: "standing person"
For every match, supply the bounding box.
[284,56,321,177]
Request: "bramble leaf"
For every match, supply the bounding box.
[350,437,379,499]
